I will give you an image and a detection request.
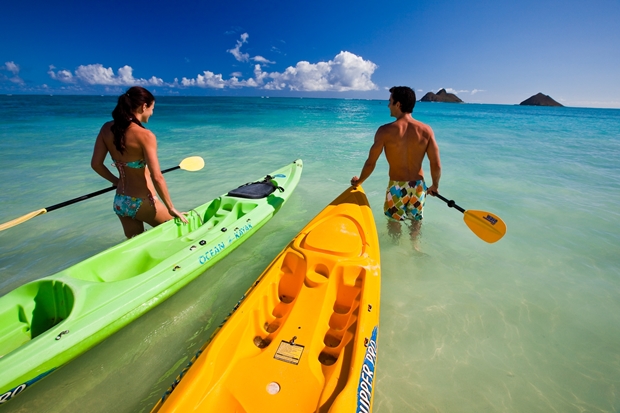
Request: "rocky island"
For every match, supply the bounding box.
[420,88,463,103]
[520,93,563,106]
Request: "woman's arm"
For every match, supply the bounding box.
[142,131,187,222]
[91,124,119,186]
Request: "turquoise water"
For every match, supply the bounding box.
[0,96,619,412]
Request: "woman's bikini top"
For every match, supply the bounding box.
[112,159,146,193]
[114,159,146,169]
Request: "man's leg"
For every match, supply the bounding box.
[407,219,422,250]
[387,220,402,241]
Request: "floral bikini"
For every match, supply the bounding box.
[112,159,155,219]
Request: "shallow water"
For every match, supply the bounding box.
[0,96,619,412]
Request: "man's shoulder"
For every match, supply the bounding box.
[377,120,399,132]
[410,118,434,134]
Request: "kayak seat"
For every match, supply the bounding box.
[75,248,160,282]
[227,177,283,199]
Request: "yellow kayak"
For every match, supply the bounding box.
[152,185,381,413]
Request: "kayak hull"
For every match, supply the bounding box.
[153,185,380,413]
[0,160,303,404]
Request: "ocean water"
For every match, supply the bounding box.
[0,95,619,412]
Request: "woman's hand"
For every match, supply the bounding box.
[169,207,188,224]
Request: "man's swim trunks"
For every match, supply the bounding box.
[384,179,427,221]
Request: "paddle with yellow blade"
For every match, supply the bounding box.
[434,193,506,243]
[0,156,205,232]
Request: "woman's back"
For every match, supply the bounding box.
[100,120,154,198]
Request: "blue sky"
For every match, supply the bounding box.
[1,0,619,107]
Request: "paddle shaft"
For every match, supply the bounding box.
[434,193,466,213]
[44,165,181,212]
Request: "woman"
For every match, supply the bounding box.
[91,86,187,238]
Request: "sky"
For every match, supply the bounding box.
[1,0,619,108]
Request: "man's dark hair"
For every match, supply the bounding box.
[389,86,416,113]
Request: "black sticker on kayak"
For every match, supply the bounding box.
[274,341,304,365]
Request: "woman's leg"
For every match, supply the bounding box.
[135,196,173,228]
[118,216,145,238]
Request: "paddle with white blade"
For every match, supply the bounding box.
[0,156,205,232]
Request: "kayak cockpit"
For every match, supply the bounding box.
[0,280,74,357]
[64,197,259,283]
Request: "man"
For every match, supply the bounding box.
[351,86,441,245]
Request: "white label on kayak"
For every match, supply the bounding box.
[274,341,304,365]
[356,326,378,413]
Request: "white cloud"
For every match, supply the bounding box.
[180,70,260,89]
[181,71,227,88]
[48,65,75,83]
[228,33,250,62]
[227,33,275,65]
[48,64,163,86]
[3,61,20,75]
[1,61,24,85]
[258,51,377,92]
[444,87,485,95]
[252,56,275,65]
[445,88,469,94]
[43,50,377,93]
[179,51,377,92]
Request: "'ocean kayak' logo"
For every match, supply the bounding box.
[356,326,378,413]
[198,223,253,264]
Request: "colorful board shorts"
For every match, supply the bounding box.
[384,179,427,221]
[113,194,143,219]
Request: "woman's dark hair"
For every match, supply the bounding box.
[111,86,155,153]
[389,86,416,113]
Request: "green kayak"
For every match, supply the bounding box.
[0,159,303,404]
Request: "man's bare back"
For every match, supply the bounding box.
[380,116,436,182]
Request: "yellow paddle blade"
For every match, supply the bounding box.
[463,210,507,243]
[179,156,204,172]
[0,208,47,232]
